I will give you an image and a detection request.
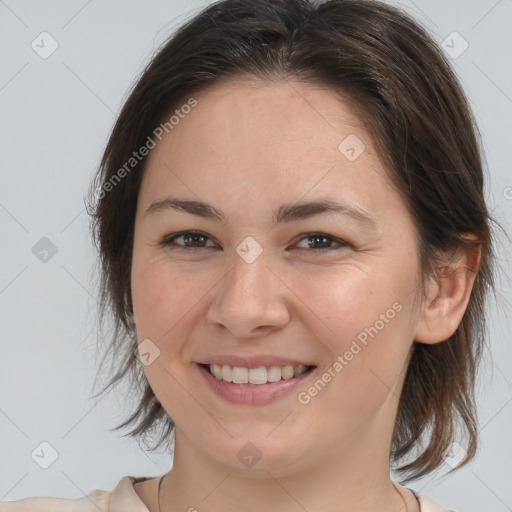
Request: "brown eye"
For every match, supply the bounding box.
[161,231,216,251]
[293,233,348,252]
[159,231,349,254]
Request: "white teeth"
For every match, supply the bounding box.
[282,365,294,380]
[267,366,282,382]
[221,364,232,382]
[248,367,267,385]
[211,364,222,379]
[231,367,248,384]
[208,363,310,384]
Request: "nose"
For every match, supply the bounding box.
[206,248,291,339]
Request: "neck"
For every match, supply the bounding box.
[159,429,407,512]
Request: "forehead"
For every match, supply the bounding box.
[176,77,369,156]
[138,77,399,223]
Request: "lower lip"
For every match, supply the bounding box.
[197,364,315,405]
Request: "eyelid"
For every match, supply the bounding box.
[292,232,349,252]
[159,230,217,250]
[159,230,350,253]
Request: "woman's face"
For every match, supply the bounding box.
[131,77,424,474]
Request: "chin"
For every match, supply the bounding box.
[192,428,308,475]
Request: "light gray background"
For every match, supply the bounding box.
[0,0,511,510]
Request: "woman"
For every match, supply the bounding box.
[1,0,496,510]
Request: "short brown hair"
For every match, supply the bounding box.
[87,0,497,482]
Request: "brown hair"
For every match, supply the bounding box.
[86,0,496,482]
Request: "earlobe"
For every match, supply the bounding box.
[414,238,482,345]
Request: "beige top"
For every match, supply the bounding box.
[0,476,453,511]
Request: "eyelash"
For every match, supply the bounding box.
[159,230,349,254]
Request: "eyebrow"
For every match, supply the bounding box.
[143,196,377,228]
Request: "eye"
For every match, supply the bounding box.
[159,231,348,254]
[292,233,349,252]
[159,230,217,252]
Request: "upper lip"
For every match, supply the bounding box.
[196,355,315,369]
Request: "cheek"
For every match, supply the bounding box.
[291,264,413,385]
[295,272,412,439]
[131,257,201,338]
[289,264,384,348]
[131,259,209,417]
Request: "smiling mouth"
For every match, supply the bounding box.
[200,363,316,385]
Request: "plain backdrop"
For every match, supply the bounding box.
[0,0,511,510]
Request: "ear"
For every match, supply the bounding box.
[414,235,482,344]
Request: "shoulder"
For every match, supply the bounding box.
[0,489,110,511]
[395,481,457,512]
[0,475,152,512]
[418,492,458,512]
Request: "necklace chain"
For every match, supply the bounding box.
[395,482,409,512]
[158,473,164,512]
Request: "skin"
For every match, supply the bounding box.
[130,77,480,512]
